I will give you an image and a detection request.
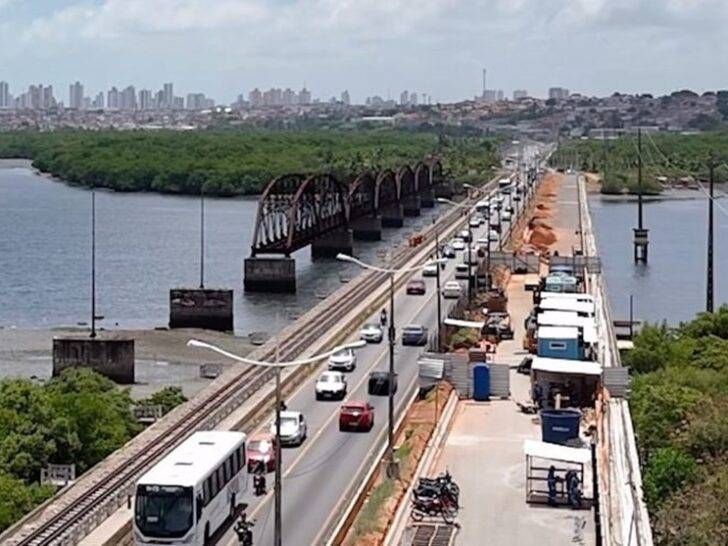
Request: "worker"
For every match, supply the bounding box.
[566,470,582,509]
[532,382,544,409]
[380,308,387,327]
[253,461,267,496]
[547,465,557,506]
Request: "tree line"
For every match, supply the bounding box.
[550,130,728,194]
[624,307,728,544]
[0,130,500,196]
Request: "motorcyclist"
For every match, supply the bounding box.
[253,461,267,496]
[235,513,254,546]
[380,308,387,327]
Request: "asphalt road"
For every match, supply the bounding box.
[222,144,544,546]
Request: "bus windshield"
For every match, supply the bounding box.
[135,484,193,539]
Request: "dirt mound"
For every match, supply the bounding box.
[529,226,557,248]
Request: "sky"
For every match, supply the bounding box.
[1,0,727,104]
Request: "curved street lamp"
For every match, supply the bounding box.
[336,253,445,476]
[187,338,365,546]
[437,197,478,301]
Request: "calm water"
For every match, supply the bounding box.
[590,194,728,325]
[0,165,443,334]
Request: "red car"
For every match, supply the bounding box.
[406,279,426,295]
[339,401,375,432]
[247,433,278,473]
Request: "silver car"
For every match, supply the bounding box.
[359,322,384,343]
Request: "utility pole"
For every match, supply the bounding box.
[199,193,205,289]
[633,128,649,264]
[90,190,97,339]
[434,221,442,351]
[485,196,491,291]
[707,156,715,313]
[274,341,282,546]
[387,273,398,477]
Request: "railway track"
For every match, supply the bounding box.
[12,193,475,546]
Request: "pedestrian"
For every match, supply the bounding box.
[547,465,557,506]
[532,382,543,409]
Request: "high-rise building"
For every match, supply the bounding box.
[91,92,104,109]
[399,90,409,106]
[513,89,529,100]
[107,86,119,109]
[0,81,9,108]
[120,85,137,110]
[163,82,174,108]
[154,89,165,109]
[42,86,55,109]
[282,88,296,105]
[69,81,84,109]
[298,86,311,105]
[340,90,350,106]
[139,89,152,110]
[172,96,184,110]
[248,88,262,107]
[548,87,570,100]
[409,92,418,106]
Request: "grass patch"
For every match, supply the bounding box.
[353,479,395,537]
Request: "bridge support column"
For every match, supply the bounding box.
[169,288,234,331]
[53,336,135,384]
[351,216,382,241]
[402,196,421,217]
[311,229,354,259]
[420,188,435,207]
[244,256,296,293]
[434,184,454,200]
[381,204,404,228]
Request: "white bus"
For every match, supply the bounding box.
[134,431,247,546]
[498,177,513,193]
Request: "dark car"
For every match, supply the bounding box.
[482,312,514,340]
[368,371,398,396]
[401,324,429,346]
[441,245,456,259]
[339,401,374,432]
[517,356,533,375]
[406,279,426,295]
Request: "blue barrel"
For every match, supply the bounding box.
[540,409,581,444]
[472,363,490,401]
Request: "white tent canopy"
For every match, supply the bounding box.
[532,356,602,376]
[523,439,591,464]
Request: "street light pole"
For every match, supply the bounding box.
[485,195,491,291]
[274,341,282,546]
[387,272,396,474]
[90,190,97,339]
[434,223,442,351]
[199,192,205,289]
[467,208,474,304]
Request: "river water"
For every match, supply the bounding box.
[589,192,728,325]
[0,163,444,335]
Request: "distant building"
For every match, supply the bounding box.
[400,90,409,106]
[139,89,152,110]
[410,92,418,106]
[341,90,350,105]
[298,86,311,105]
[107,87,119,109]
[92,92,104,109]
[480,89,504,102]
[249,88,262,107]
[548,87,570,100]
[163,83,174,109]
[0,81,9,108]
[120,85,137,110]
[513,89,529,100]
[172,96,184,110]
[69,81,84,109]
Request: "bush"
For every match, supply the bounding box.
[137,386,187,415]
[0,472,54,532]
[643,448,697,509]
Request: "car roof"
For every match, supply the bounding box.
[280,411,302,419]
[404,324,423,329]
[249,432,275,442]
[342,401,368,409]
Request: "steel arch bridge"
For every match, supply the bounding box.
[250,158,445,256]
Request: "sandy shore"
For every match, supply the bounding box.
[0,327,255,399]
[0,158,34,168]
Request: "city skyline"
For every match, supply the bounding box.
[0,1,726,104]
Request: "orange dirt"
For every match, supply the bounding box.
[343,383,453,546]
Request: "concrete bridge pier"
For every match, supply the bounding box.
[53,336,135,383]
[381,204,405,228]
[244,256,296,293]
[420,187,435,207]
[311,228,354,259]
[402,196,422,217]
[169,288,234,331]
[434,184,454,200]
[351,215,382,241]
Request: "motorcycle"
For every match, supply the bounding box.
[235,515,255,546]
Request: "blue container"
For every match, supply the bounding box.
[472,363,490,401]
[540,409,581,445]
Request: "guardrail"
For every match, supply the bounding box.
[577,175,653,546]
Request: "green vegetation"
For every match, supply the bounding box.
[0,369,188,532]
[353,478,395,537]
[625,306,728,544]
[551,130,728,194]
[137,386,187,415]
[0,130,500,196]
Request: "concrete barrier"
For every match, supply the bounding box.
[169,288,233,331]
[52,337,135,384]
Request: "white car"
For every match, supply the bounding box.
[328,348,357,372]
[469,216,481,228]
[489,229,500,242]
[459,229,471,242]
[455,264,470,279]
[476,237,489,247]
[315,371,347,400]
[451,238,466,251]
[442,281,463,299]
[422,262,439,277]
[360,322,384,343]
[270,411,307,446]
[502,211,512,222]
